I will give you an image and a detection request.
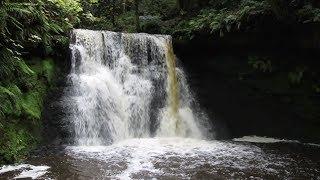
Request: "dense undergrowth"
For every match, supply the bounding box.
[170,0,320,39]
[0,0,78,164]
[0,0,320,165]
[0,59,56,164]
[76,0,320,39]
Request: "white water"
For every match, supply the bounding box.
[67,29,210,145]
[233,136,290,143]
[65,137,288,179]
[233,135,320,147]
[0,164,50,179]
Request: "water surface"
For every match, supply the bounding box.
[1,138,319,179]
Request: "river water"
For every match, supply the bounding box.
[0,137,319,179]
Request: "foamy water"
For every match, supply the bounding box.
[66,30,210,146]
[1,138,319,179]
[0,164,50,179]
[63,138,308,179]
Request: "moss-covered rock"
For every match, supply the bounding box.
[0,58,57,165]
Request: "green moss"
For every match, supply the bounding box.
[0,57,56,165]
[42,59,55,84]
[19,59,56,121]
[0,123,36,164]
[21,92,43,121]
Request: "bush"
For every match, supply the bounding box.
[0,58,56,165]
[140,16,162,34]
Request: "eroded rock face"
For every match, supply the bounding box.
[174,34,320,143]
[41,52,72,145]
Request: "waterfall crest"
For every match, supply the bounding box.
[66,29,210,146]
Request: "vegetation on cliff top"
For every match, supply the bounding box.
[72,0,320,39]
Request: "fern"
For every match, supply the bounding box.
[0,85,22,118]
[0,48,20,82]
[0,0,74,86]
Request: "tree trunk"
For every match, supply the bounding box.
[111,0,116,27]
[122,0,126,13]
[177,0,182,10]
[177,0,192,11]
[134,0,140,32]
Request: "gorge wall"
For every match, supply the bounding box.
[174,30,320,143]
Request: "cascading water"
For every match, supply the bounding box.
[67,29,209,146]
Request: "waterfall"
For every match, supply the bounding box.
[66,29,209,146]
[164,42,181,135]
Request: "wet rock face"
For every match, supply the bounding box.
[42,30,212,145]
[174,36,320,143]
[41,78,76,145]
[41,54,73,145]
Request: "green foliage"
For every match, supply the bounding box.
[0,59,56,165]
[0,0,81,63]
[165,0,320,39]
[288,67,306,85]
[140,0,176,17]
[0,3,74,164]
[248,56,273,73]
[115,11,136,32]
[172,0,270,39]
[74,0,320,37]
[0,85,22,118]
[140,16,162,34]
[42,59,55,84]
[21,92,43,120]
[297,5,320,23]
[0,0,73,165]
[0,59,55,119]
[312,84,320,93]
[79,12,114,30]
[0,49,22,82]
[48,0,83,14]
[0,123,36,163]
